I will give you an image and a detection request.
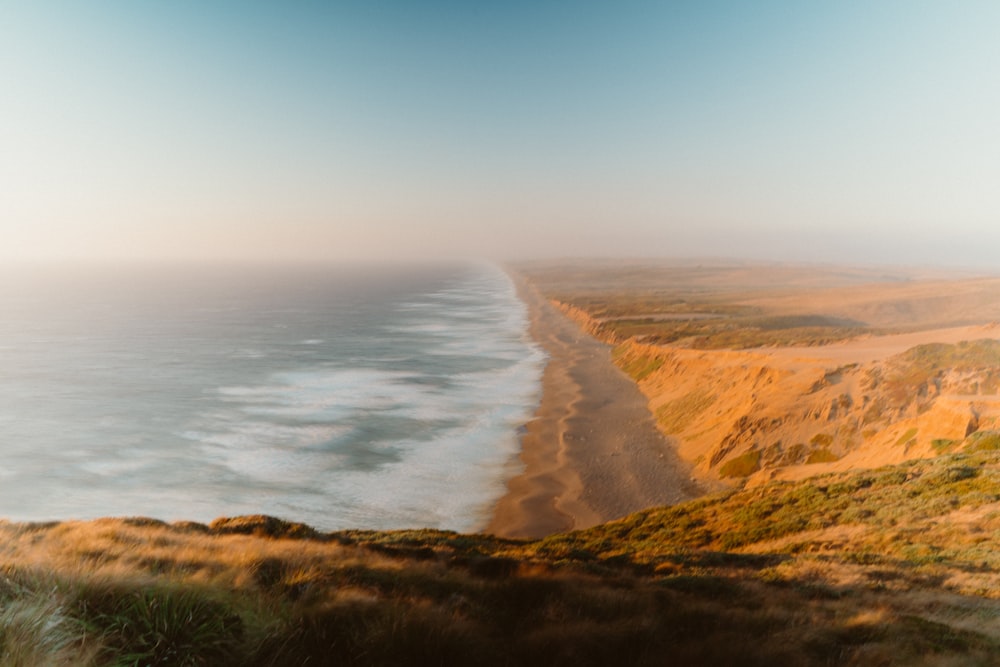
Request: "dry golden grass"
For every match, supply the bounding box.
[2,450,1000,664]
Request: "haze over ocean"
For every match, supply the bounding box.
[0,262,543,531]
[5,3,999,266]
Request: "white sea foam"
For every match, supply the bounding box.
[0,262,543,530]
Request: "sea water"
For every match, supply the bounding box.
[0,261,543,531]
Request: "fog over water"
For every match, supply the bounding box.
[5,4,999,268]
[0,262,543,531]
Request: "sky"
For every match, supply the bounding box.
[2,1,999,266]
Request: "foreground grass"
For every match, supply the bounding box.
[5,453,1000,665]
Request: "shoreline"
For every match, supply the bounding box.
[484,271,703,539]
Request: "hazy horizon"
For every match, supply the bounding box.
[4,2,999,268]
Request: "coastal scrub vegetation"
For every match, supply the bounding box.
[876,340,1000,405]
[5,451,1000,664]
[611,346,663,381]
[555,293,873,348]
[654,389,716,433]
[718,449,761,478]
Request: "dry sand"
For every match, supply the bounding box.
[485,273,702,539]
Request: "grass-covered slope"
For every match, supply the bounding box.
[3,452,1000,665]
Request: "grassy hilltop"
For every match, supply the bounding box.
[4,449,1000,666]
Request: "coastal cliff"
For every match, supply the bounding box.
[556,298,1000,485]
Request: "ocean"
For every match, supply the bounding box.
[0,261,543,532]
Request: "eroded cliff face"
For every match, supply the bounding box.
[558,299,1000,486]
[614,339,1000,485]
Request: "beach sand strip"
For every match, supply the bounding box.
[485,272,702,539]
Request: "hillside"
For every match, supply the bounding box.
[3,451,1000,665]
[609,335,1000,485]
[525,260,1000,485]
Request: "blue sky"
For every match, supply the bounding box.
[2,1,999,265]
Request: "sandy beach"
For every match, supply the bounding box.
[485,272,703,539]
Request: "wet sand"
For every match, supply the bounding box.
[485,272,703,539]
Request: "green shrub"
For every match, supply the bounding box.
[809,434,833,447]
[805,448,839,464]
[78,587,244,666]
[932,438,958,453]
[964,430,1000,451]
[656,390,717,433]
[720,450,761,478]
